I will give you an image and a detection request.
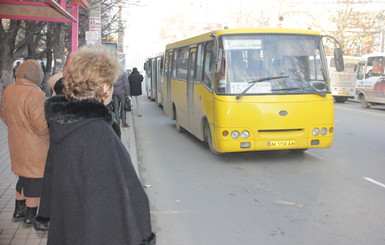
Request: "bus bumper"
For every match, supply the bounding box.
[215,136,333,153]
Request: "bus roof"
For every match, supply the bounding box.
[166,28,322,50]
[359,53,385,61]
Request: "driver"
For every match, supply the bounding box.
[281,56,305,79]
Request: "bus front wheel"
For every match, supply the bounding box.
[360,95,370,108]
[175,111,184,133]
[204,122,222,156]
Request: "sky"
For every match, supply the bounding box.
[122,0,286,69]
[121,0,383,69]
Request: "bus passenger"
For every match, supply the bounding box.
[129,67,144,117]
[36,45,155,245]
[113,70,131,127]
[1,60,49,227]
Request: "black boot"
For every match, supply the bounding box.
[12,199,26,221]
[34,216,50,231]
[23,207,38,226]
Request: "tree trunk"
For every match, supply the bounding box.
[0,19,21,102]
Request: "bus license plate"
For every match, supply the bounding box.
[268,141,296,147]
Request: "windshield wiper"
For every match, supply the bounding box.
[235,76,289,100]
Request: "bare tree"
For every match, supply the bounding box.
[0,19,50,98]
[325,0,385,56]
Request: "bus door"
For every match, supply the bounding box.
[163,50,173,118]
[151,59,157,100]
[156,57,163,105]
[187,48,196,129]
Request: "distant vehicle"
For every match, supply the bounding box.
[355,53,385,108]
[144,54,164,105]
[159,28,344,154]
[327,56,360,103]
[143,58,152,99]
[102,42,118,58]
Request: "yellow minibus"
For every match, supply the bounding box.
[161,28,343,154]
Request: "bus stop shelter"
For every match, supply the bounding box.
[0,0,90,52]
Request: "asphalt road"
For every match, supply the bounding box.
[133,97,385,245]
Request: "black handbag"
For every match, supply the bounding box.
[124,97,132,111]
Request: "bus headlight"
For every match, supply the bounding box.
[241,130,250,139]
[312,128,320,136]
[321,127,327,135]
[231,130,240,139]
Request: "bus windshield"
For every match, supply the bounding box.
[216,34,328,96]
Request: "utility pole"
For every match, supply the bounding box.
[86,2,101,45]
[118,1,125,68]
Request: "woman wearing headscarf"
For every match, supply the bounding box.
[36,45,155,245]
[0,60,49,226]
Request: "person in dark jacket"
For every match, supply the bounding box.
[34,45,155,245]
[128,67,144,117]
[113,70,131,127]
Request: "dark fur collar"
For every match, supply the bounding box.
[45,95,112,124]
[45,95,121,138]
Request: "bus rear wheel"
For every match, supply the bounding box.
[334,97,347,103]
[360,95,370,108]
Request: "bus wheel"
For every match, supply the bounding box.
[360,95,370,108]
[289,149,308,153]
[204,122,222,156]
[175,111,184,133]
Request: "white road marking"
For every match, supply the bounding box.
[335,105,385,117]
[364,177,385,189]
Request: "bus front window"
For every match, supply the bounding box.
[216,35,328,96]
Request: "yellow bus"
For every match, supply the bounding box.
[161,28,343,154]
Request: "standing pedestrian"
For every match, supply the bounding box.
[0,60,49,227]
[13,61,21,81]
[129,67,144,117]
[113,70,131,127]
[40,61,47,91]
[36,45,155,245]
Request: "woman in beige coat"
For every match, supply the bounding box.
[0,60,49,226]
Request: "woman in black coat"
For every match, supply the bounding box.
[35,45,155,245]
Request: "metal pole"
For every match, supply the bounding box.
[71,5,78,52]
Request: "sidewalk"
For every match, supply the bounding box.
[0,112,138,245]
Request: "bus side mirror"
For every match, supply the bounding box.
[334,48,344,72]
[354,64,358,72]
[210,48,222,73]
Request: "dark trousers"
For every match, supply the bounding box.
[112,94,126,125]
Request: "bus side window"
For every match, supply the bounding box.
[203,42,213,90]
[356,62,366,80]
[365,57,384,79]
[172,49,178,79]
[177,47,189,81]
[188,50,196,82]
[163,52,169,76]
[195,43,204,84]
